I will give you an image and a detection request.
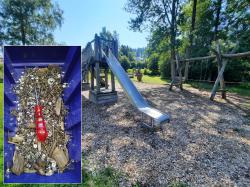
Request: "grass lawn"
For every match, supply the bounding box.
[131,75,170,85]
[131,74,250,97]
[185,81,250,97]
[0,64,3,80]
[105,72,250,97]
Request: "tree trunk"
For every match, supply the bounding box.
[214,0,222,41]
[184,0,197,81]
[170,0,177,81]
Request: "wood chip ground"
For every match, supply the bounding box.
[83,82,250,186]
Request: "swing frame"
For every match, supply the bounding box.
[171,45,250,100]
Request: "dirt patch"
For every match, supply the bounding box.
[83,82,250,186]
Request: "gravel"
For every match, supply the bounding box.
[83,82,250,186]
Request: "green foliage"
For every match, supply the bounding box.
[0,64,3,81]
[130,61,136,68]
[120,55,130,71]
[119,45,135,62]
[180,0,214,57]
[125,0,181,32]
[83,167,122,187]
[0,0,64,45]
[147,53,160,75]
[99,27,118,41]
[143,68,149,75]
[185,81,250,97]
[136,0,250,82]
[127,68,135,75]
[136,61,146,69]
[159,52,171,79]
[131,74,170,85]
[169,181,189,187]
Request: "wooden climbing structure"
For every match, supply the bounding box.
[82,34,119,104]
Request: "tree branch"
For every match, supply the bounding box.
[161,0,171,25]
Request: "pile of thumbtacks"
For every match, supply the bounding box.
[8,66,71,176]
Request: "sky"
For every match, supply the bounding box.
[54,0,149,48]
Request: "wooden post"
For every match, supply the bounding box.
[184,61,189,81]
[176,54,183,90]
[85,70,89,84]
[90,65,94,90]
[111,39,118,92]
[95,62,100,93]
[94,34,101,93]
[210,43,239,100]
[111,72,115,92]
[215,44,226,99]
[104,68,108,89]
[210,60,227,100]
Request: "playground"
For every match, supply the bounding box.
[83,80,250,186]
[81,32,250,186]
[0,0,249,186]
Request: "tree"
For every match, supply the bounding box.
[100,27,115,41]
[119,45,135,62]
[0,0,63,45]
[99,27,119,52]
[213,0,222,41]
[184,0,197,80]
[147,53,160,75]
[125,0,182,80]
[120,55,130,71]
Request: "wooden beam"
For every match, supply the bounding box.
[177,55,216,62]
[95,62,100,93]
[111,72,115,92]
[176,51,250,62]
[222,51,250,58]
[210,60,227,100]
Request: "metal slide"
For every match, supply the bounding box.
[103,51,170,126]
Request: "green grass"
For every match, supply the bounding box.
[131,74,250,97]
[169,181,189,187]
[106,72,250,97]
[131,75,170,85]
[185,81,250,97]
[0,64,3,80]
[83,167,122,187]
[106,71,170,85]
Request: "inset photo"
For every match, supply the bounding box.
[4,46,81,183]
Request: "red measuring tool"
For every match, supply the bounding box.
[34,88,48,142]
